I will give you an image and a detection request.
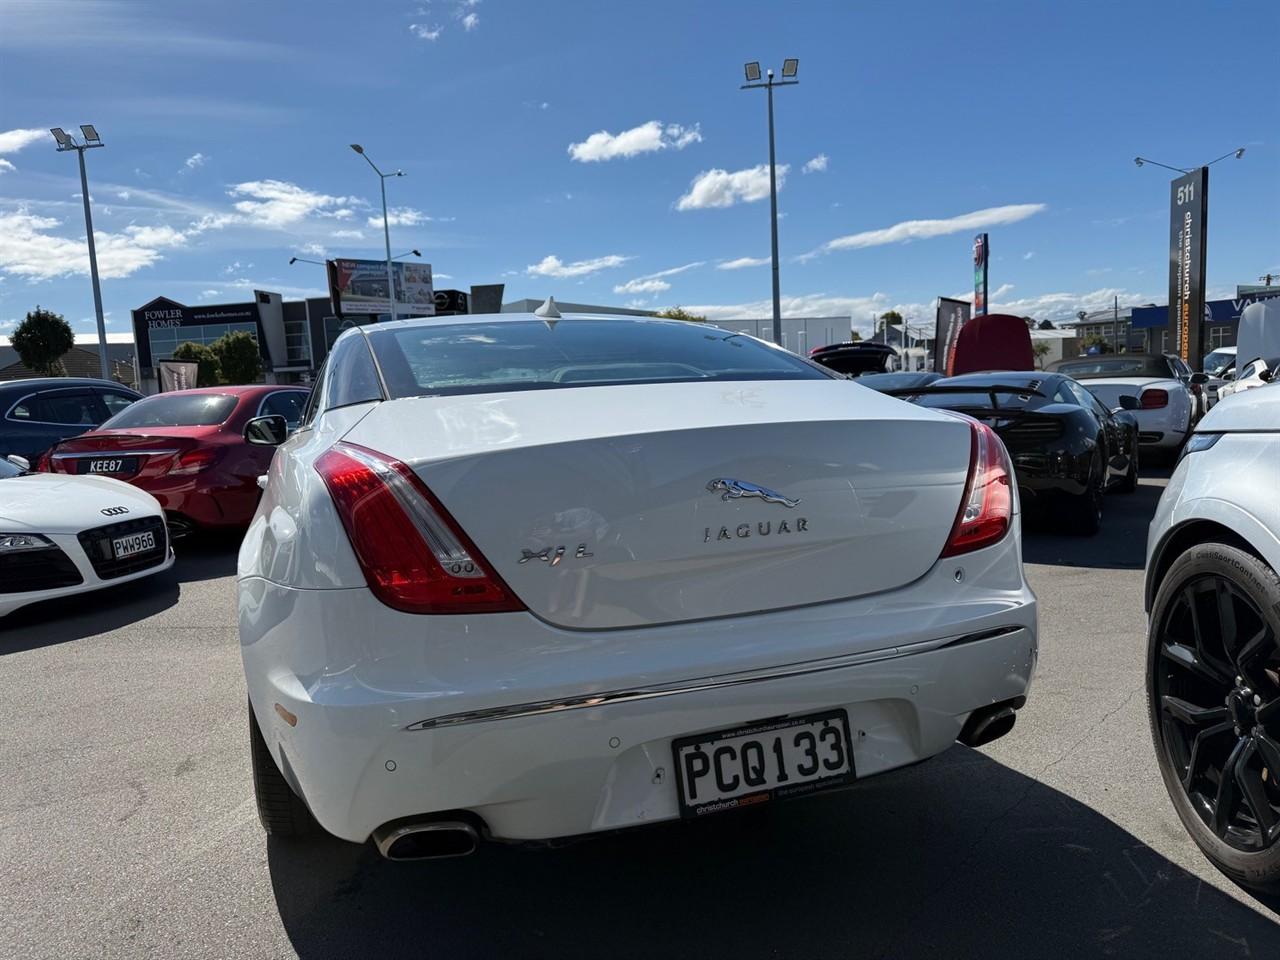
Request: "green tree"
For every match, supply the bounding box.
[1032,341,1052,369]
[848,330,862,342]
[11,306,74,376]
[655,306,707,323]
[1079,334,1112,355]
[212,330,263,384]
[171,341,222,386]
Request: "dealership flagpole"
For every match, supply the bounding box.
[1114,295,1120,354]
[380,176,396,323]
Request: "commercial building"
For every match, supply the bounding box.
[1061,290,1280,357]
[0,332,137,386]
[712,316,851,355]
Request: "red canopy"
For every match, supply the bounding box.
[950,313,1034,374]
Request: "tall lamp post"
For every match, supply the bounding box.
[50,126,110,380]
[741,59,798,347]
[349,144,405,322]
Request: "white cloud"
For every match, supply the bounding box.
[410,22,442,40]
[228,179,355,228]
[613,261,703,294]
[332,228,365,240]
[683,291,890,324]
[1023,251,1035,260]
[184,152,207,170]
[526,253,631,279]
[802,154,828,174]
[676,164,785,210]
[806,203,1046,257]
[368,206,430,228]
[123,224,188,248]
[717,256,769,270]
[0,128,47,155]
[116,190,132,200]
[568,121,702,162]
[460,11,479,30]
[301,242,327,257]
[199,289,220,299]
[0,210,174,280]
[0,159,14,174]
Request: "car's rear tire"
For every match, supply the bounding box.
[249,699,318,837]
[1069,450,1103,535]
[1118,443,1139,494]
[1147,543,1280,895]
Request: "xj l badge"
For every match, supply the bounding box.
[706,478,800,508]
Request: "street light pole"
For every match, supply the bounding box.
[51,126,109,380]
[742,59,799,347]
[350,144,404,322]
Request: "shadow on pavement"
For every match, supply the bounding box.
[1023,469,1172,569]
[0,570,180,653]
[170,530,243,583]
[267,747,1278,959]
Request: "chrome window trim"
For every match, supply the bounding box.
[404,625,1026,731]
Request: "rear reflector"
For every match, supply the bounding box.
[1140,388,1169,409]
[940,419,1013,557]
[315,441,524,615]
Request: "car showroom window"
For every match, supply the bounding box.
[322,333,384,411]
[101,393,238,429]
[367,320,828,399]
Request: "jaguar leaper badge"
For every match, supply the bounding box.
[705,478,799,508]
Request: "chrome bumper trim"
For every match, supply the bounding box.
[51,449,178,459]
[404,624,1027,731]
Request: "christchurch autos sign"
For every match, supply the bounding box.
[1167,167,1208,364]
[328,259,435,317]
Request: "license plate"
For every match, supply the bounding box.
[672,709,855,818]
[78,457,138,475]
[111,531,155,559]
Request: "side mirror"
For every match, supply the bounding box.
[1116,395,1140,411]
[244,414,288,446]
[1260,368,1274,383]
[5,454,30,472]
[1189,372,1209,385]
[1224,369,1236,381]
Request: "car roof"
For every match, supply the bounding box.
[0,377,139,393]
[134,384,306,399]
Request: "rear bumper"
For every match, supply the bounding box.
[240,535,1037,844]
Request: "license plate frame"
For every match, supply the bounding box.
[110,531,155,559]
[77,457,139,476]
[671,708,855,819]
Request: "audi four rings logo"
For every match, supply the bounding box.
[100,506,130,516]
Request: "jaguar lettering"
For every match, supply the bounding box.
[704,517,808,542]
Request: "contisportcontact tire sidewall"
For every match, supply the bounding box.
[1146,542,1280,893]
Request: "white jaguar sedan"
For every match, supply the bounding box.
[239,309,1038,859]
[0,454,173,618]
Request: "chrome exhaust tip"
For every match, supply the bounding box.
[373,819,479,861]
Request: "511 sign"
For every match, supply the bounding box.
[1167,167,1208,366]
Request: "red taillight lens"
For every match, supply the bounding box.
[940,420,1013,558]
[1140,388,1169,409]
[169,448,218,475]
[315,441,524,615]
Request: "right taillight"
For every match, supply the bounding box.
[315,441,524,615]
[941,419,1013,558]
[1140,388,1169,409]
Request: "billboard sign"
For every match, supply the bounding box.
[328,259,435,317]
[935,297,971,374]
[973,233,989,316]
[1167,167,1208,364]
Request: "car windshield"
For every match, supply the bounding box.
[100,393,238,428]
[368,319,831,398]
[857,372,937,391]
[1050,356,1172,379]
[1203,349,1236,377]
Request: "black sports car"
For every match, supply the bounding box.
[809,342,896,376]
[898,371,1141,534]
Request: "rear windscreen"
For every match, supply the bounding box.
[100,393,238,428]
[1051,357,1170,379]
[368,320,831,398]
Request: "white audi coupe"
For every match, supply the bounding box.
[238,310,1038,859]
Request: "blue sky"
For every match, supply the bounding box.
[1,0,1277,337]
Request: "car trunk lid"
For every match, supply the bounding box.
[341,381,974,629]
[47,429,211,479]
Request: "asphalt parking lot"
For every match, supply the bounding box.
[3,471,1279,960]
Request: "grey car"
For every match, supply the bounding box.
[1144,380,1280,895]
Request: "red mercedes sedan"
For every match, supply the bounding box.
[39,385,309,535]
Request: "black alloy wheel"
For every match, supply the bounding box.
[1071,449,1103,535]
[1149,543,1280,892]
[1118,438,1139,494]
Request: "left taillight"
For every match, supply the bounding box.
[940,418,1014,558]
[1140,388,1169,409]
[314,441,524,615]
[169,449,219,475]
